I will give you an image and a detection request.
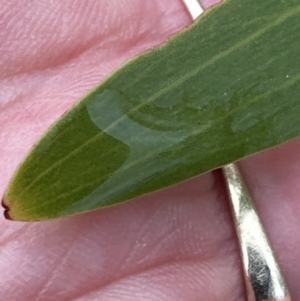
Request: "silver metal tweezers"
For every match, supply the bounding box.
[182,1,292,300]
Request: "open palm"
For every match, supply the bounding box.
[1,0,299,300]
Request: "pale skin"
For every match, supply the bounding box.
[0,0,300,300]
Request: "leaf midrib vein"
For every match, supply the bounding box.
[17,5,300,199]
[27,71,300,213]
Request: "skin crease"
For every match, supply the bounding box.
[0,0,300,300]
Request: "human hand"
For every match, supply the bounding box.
[1,0,299,300]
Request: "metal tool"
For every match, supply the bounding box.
[182,1,292,300]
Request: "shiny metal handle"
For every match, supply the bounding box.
[181,1,292,300]
[223,164,291,301]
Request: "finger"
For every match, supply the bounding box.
[1,0,190,79]
[0,174,245,301]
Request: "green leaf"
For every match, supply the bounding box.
[3,0,300,220]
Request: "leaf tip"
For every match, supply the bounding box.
[2,197,13,220]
